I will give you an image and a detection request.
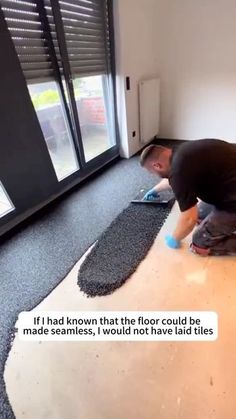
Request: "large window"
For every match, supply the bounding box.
[2,0,117,181]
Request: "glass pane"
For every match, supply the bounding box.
[73,75,115,162]
[0,182,14,218]
[28,81,79,181]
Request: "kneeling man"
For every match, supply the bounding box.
[140,139,236,256]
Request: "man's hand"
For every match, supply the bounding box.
[143,188,159,201]
[165,205,198,249]
[173,205,198,241]
[143,179,171,201]
[165,235,181,249]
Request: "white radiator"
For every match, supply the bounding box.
[139,77,160,144]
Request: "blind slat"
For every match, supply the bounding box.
[1,0,36,13]
[11,37,46,47]
[19,54,50,63]
[61,16,103,30]
[57,25,102,36]
[63,40,104,48]
[59,8,102,22]
[21,61,52,71]
[69,53,105,60]
[58,2,101,16]
[54,45,104,54]
[16,46,49,55]
[57,32,103,42]
[9,28,44,39]
[70,59,105,67]
[44,0,101,7]
[23,68,54,82]
[4,18,41,30]
[71,66,106,77]
[2,9,38,21]
[59,0,102,9]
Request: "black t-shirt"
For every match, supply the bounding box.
[169,139,236,212]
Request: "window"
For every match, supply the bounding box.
[2,0,80,181]
[56,0,116,161]
[0,182,14,218]
[74,75,115,161]
[28,81,79,180]
[2,0,117,178]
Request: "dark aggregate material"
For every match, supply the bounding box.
[78,200,174,296]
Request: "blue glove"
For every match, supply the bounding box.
[165,235,181,249]
[143,188,159,201]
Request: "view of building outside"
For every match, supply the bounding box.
[73,75,115,162]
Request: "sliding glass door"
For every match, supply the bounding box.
[48,0,117,168]
[52,0,116,164]
[2,0,117,182]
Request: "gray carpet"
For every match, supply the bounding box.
[0,154,159,418]
[78,201,174,296]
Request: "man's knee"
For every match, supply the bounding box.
[192,218,226,255]
[192,227,208,248]
[191,228,211,256]
[197,202,214,222]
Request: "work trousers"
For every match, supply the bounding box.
[192,202,236,255]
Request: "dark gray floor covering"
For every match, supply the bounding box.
[0,155,159,418]
[78,201,174,296]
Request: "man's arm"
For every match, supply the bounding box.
[172,205,198,241]
[153,178,171,193]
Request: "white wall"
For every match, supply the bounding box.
[114,0,236,155]
[114,0,159,157]
[156,0,236,141]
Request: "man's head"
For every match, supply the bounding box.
[140,145,172,178]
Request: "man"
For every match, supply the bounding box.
[140,139,236,256]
